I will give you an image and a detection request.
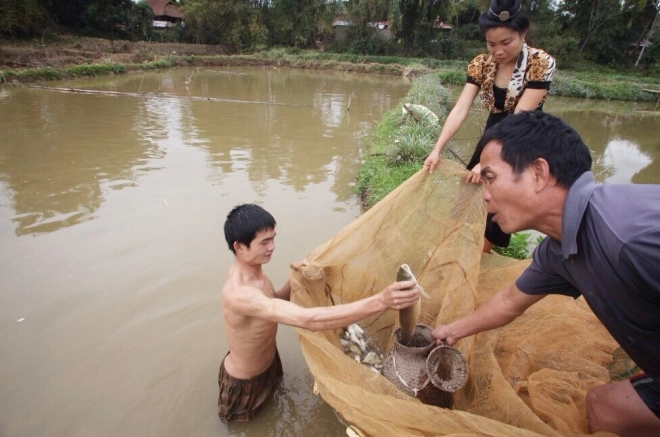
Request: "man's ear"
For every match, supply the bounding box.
[233,241,245,253]
[531,158,552,192]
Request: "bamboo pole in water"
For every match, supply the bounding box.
[23,85,304,106]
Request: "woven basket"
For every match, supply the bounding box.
[426,344,468,392]
[382,324,458,408]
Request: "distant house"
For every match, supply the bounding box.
[433,17,453,30]
[332,16,452,41]
[332,17,392,41]
[147,0,184,28]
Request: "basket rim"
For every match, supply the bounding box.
[425,345,468,392]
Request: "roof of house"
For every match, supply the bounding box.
[332,17,389,29]
[147,0,184,19]
[433,17,453,29]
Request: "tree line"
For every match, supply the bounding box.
[1,0,658,71]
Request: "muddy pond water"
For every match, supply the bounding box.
[0,67,658,437]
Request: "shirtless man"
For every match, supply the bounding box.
[219,203,419,421]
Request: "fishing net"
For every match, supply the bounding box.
[290,159,621,436]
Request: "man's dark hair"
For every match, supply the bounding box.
[478,0,529,34]
[478,111,592,188]
[224,204,276,253]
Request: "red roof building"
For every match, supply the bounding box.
[147,0,184,23]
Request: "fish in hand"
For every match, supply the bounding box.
[397,264,430,346]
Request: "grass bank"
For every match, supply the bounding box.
[1,42,658,102]
[355,74,549,260]
[356,73,452,209]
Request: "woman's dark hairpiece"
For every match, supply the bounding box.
[489,4,522,22]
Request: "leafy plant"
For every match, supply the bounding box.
[493,233,545,259]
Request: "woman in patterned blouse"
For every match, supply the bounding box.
[424,0,556,253]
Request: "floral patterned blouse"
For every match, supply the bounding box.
[465,44,556,114]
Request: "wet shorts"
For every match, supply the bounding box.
[218,350,283,422]
[631,373,660,418]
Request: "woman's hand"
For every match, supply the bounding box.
[424,151,441,174]
[465,163,482,184]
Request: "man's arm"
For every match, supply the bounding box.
[274,280,291,301]
[432,282,545,345]
[225,280,418,331]
[274,259,308,301]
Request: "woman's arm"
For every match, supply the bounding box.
[514,88,549,113]
[424,83,480,174]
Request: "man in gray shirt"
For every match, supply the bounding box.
[432,111,660,436]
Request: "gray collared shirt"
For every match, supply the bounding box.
[517,171,660,379]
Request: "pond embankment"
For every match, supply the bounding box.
[2,35,659,103]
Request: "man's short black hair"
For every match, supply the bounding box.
[478,111,593,188]
[224,204,276,253]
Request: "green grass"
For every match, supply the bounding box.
[492,233,545,259]
[355,74,460,209]
[356,157,421,208]
[1,59,175,82]
[65,63,127,76]
[1,67,62,81]
[552,70,659,101]
[2,48,658,103]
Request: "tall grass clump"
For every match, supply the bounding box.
[65,63,127,77]
[551,71,659,101]
[1,67,63,82]
[493,232,545,259]
[356,73,458,209]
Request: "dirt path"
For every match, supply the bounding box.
[0,36,227,70]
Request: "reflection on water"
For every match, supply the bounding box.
[602,140,652,183]
[0,91,160,236]
[0,69,658,437]
[452,98,660,185]
[0,68,405,237]
[547,108,660,185]
[0,67,409,437]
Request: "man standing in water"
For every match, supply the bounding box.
[219,203,419,421]
[432,111,660,436]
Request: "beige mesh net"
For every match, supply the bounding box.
[290,159,621,436]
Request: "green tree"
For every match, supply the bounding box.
[633,1,660,67]
[396,0,452,54]
[559,0,658,65]
[334,0,396,55]
[0,0,49,38]
[182,0,266,50]
[126,1,156,41]
[82,0,135,38]
[269,0,330,47]
[45,0,93,30]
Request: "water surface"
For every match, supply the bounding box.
[0,68,658,437]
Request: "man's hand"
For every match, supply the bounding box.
[379,280,418,310]
[431,283,545,346]
[465,163,482,184]
[290,259,309,270]
[431,325,458,346]
[424,152,441,175]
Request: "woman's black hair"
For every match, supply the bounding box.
[478,0,530,34]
